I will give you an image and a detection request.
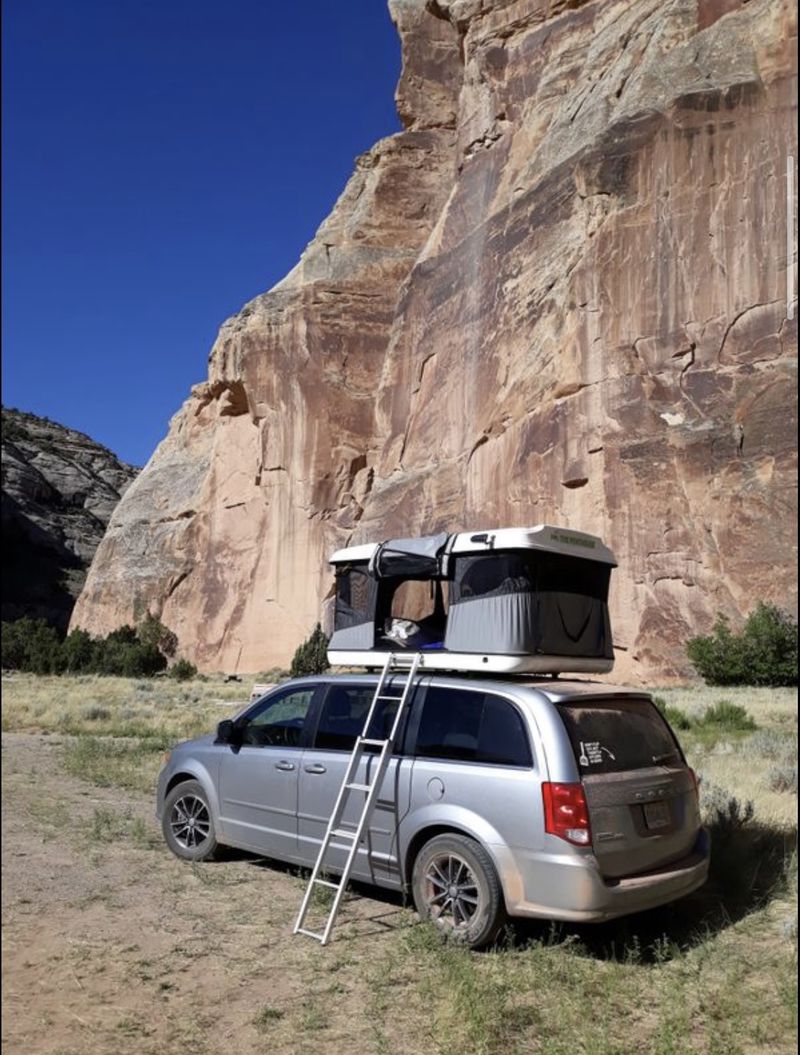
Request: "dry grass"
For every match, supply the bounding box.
[652,685,797,827]
[0,671,256,741]
[1,674,797,1055]
[653,685,797,727]
[1,672,268,794]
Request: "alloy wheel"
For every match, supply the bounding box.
[421,852,482,931]
[169,794,211,850]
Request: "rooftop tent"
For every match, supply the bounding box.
[327,525,617,674]
[443,549,613,659]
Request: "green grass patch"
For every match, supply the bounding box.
[82,805,160,849]
[653,696,692,730]
[654,697,759,752]
[63,735,171,794]
[253,1005,285,1031]
[700,700,757,732]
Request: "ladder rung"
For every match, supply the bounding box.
[358,738,386,747]
[314,878,340,890]
[346,782,371,792]
[331,828,358,840]
[296,927,325,941]
[376,694,401,701]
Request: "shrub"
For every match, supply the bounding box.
[699,699,757,732]
[62,628,97,672]
[30,624,68,673]
[687,604,798,686]
[82,704,111,722]
[768,766,798,794]
[1,616,170,677]
[1,617,65,674]
[742,730,798,764]
[290,623,330,677]
[168,658,197,681]
[105,624,139,647]
[92,635,166,677]
[701,781,755,837]
[137,613,178,658]
[652,696,692,731]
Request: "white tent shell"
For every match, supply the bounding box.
[327,525,617,675]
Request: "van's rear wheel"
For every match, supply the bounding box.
[411,833,507,949]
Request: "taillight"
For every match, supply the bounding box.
[689,768,700,802]
[542,782,592,846]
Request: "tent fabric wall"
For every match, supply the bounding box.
[328,621,376,650]
[443,593,538,654]
[445,551,612,659]
[442,593,612,657]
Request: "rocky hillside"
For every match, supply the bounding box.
[2,408,138,631]
[73,0,797,680]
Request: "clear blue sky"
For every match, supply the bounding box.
[2,0,401,466]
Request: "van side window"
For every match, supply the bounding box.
[313,684,407,752]
[239,687,315,747]
[313,686,373,750]
[413,688,532,767]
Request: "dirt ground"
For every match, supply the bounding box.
[1,733,414,1055]
[3,704,797,1055]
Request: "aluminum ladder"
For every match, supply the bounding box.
[293,651,423,945]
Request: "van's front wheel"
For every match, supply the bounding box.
[162,779,220,862]
[411,833,507,949]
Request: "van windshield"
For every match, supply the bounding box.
[556,698,683,775]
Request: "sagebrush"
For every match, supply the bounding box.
[687,604,797,687]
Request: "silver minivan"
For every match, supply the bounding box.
[156,674,710,947]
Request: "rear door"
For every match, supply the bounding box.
[555,697,700,877]
[407,685,539,855]
[296,679,416,886]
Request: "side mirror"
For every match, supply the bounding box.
[216,719,237,744]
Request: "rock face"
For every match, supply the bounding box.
[73,0,798,681]
[2,408,138,631]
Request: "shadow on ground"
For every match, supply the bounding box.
[214,818,797,961]
[515,819,797,963]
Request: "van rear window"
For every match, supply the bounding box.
[555,698,682,775]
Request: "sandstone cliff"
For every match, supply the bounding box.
[73,0,798,681]
[2,408,138,631]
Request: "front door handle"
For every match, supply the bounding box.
[274,760,295,771]
[304,763,327,774]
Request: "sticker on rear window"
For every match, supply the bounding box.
[578,740,616,766]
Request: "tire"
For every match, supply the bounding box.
[411,833,508,949]
[162,779,221,862]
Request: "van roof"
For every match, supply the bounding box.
[289,670,647,702]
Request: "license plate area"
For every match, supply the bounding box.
[643,800,671,830]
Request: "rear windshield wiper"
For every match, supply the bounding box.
[652,751,679,765]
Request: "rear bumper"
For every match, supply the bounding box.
[503,828,710,922]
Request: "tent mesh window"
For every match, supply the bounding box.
[334,563,377,632]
